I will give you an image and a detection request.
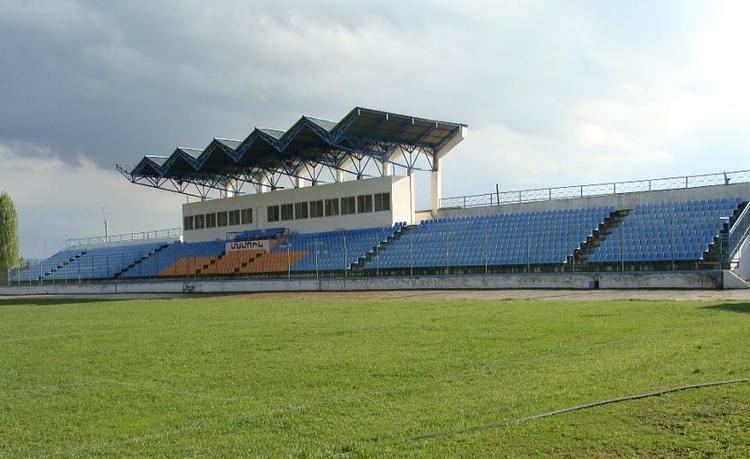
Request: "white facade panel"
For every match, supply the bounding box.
[182,175,413,243]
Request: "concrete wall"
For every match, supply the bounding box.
[392,174,415,224]
[732,235,750,280]
[438,182,750,219]
[0,271,725,295]
[183,175,412,242]
[414,210,432,223]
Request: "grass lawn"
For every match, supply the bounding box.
[0,295,748,457]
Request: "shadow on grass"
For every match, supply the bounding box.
[701,303,750,314]
[0,297,128,307]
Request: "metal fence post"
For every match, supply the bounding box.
[484,223,489,274]
[620,216,625,272]
[343,235,348,277]
[40,242,45,287]
[315,238,319,279]
[376,241,380,277]
[410,235,414,277]
[670,212,675,271]
[525,221,530,273]
[445,231,450,275]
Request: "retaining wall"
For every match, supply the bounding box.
[0,271,726,296]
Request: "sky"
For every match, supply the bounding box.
[1,0,749,258]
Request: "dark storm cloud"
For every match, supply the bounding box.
[0,0,695,168]
[0,0,468,167]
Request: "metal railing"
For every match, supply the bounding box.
[66,227,182,248]
[725,203,750,262]
[440,169,750,209]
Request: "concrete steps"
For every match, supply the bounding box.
[702,201,748,269]
[567,209,629,267]
[113,243,170,278]
[41,249,88,280]
[350,225,412,271]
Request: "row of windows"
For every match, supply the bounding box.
[184,193,391,229]
[184,208,253,230]
[267,193,391,222]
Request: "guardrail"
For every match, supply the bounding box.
[440,169,750,209]
[726,203,750,262]
[66,227,182,248]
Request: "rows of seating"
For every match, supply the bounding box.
[230,228,285,241]
[367,208,613,269]
[588,198,741,263]
[10,248,85,282]
[16,242,167,281]
[57,242,168,279]
[121,240,225,278]
[9,198,746,282]
[274,224,405,272]
[225,250,306,274]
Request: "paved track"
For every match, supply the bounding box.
[3,289,750,302]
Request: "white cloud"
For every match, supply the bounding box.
[0,144,183,258]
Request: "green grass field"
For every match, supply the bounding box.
[0,294,748,457]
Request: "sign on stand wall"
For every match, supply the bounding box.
[226,240,269,253]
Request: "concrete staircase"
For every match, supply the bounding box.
[701,201,748,269]
[42,249,88,279]
[566,209,630,267]
[350,225,413,271]
[113,243,170,278]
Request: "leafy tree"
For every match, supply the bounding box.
[0,192,19,270]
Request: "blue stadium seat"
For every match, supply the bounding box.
[587,198,741,263]
[365,207,614,269]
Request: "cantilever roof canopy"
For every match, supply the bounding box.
[117,107,466,199]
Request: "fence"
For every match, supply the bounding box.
[440,169,750,209]
[66,227,182,248]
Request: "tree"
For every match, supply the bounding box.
[0,192,19,270]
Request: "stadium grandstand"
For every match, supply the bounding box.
[6,107,750,290]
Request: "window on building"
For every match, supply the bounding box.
[374,192,391,212]
[280,203,294,221]
[194,214,205,229]
[206,213,217,228]
[357,194,373,213]
[228,209,240,226]
[325,198,339,217]
[183,215,194,231]
[295,202,308,219]
[241,208,253,224]
[310,200,324,218]
[341,196,356,215]
[267,205,280,222]
[217,211,228,227]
